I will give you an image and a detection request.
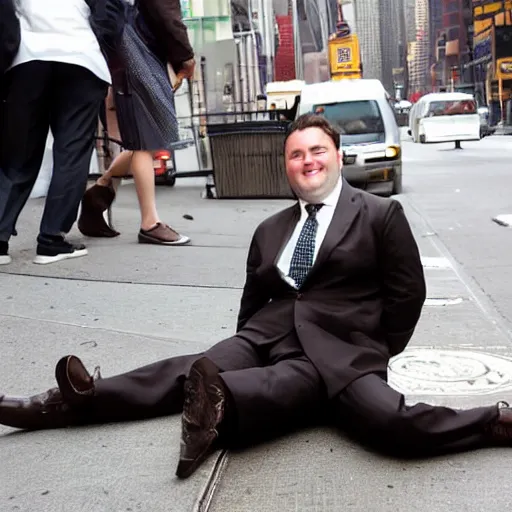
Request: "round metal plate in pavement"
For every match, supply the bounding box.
[388,349,512,396]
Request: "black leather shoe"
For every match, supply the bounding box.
[175,357,226,479]
[0,355,100,430]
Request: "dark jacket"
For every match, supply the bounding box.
[0,0,20,75]
[137,0,194,72]
[236,181,427,399]
[86,0,127,61]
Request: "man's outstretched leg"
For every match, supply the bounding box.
[0,336,262,430]
[331,373,512,456]
[0,355,102,430]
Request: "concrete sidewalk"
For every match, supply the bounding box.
[1,179,512,512]
[0,179,290,512]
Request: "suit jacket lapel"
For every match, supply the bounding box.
[267,203,301,268]
[305,180,361,282]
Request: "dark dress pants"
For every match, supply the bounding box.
[331,373,499,456]
[0,61,108,242]
[93,332,326,445]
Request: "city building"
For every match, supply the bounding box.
[429,0,473,91]
[353,0,407,95]
[404,0,418,44]
[409,0,430,95]
[470,1,512,125]
[273,0,338,82]
[428,0,443,87]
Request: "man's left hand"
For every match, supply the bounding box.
[172,58,196,92]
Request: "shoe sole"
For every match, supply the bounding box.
[33,249,88,265]
[176,431,217,479]
[0,255,12,265]
[176,358,223,479]
[138,233,191,246]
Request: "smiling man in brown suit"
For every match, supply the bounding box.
[1,114,512,479]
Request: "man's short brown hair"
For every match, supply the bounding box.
[284,113,341,150]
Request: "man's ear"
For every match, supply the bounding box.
[338,149,344,170]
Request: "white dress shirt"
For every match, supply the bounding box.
[11,0,111,84]
[277,176,343,288]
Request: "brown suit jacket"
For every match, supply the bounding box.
[236,180,427,398]
[138,0,194,72]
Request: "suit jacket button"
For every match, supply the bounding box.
[297,293,303,300]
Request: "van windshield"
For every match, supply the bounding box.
[312,100,385,144]
[426,100,476,117]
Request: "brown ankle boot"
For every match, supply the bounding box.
[77,184,120,238]
[0,356,101,430]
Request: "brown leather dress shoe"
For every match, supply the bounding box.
[0,355,100,430]
[77,184,120,238]
[486,402,512,443]
[175,357,226,479]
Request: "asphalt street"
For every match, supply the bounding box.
[1,134,512,511]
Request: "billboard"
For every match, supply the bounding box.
[473,0,512,34]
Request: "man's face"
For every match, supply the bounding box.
[284,127,342,203]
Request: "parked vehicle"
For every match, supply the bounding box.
[298,79,402,196]
[477,105,496,137]
[408,92,481,148]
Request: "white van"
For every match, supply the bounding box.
[408,92,481,146]
[298,79,402,196]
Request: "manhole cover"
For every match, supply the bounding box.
[388,349,512,396]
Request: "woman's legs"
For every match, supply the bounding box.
[130,150,160,231]
[97,150,133,187]
[80,149,189,244]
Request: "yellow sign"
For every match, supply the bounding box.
[497,58,512,79]
[474,0,512,18]
[473,1,512,34]
[473,24,492,43]
[331,72,362,81]
[328,34,361,78]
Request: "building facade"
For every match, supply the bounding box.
[409,0,430,94]
[353,0,407,95]
[471,1,512,124]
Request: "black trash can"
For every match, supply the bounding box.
[207,120,295,199]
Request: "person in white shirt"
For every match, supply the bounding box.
[0,0,110,265]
